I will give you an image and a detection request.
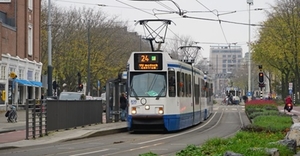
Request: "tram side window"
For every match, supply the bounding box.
[184,73,188,97]
[188,74,191,97]
[182,73,185,97]
[168,71,176,97]
[177,71,181,97]
[201,79,205,97]
[195,77,200,104]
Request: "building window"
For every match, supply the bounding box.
[222,55,226,58]
[28,0,33,10]
[35,72,39,81]
[0,66,6,80]
[19,69,24,79]
[27,70,33,81]
[28,25,33,56]
[9,67,16,73]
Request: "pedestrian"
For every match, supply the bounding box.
[120,92,128,121]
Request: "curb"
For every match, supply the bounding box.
[0,128,128,151]
[62,127,128,142]
[0,129,16,134]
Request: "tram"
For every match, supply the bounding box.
[126,52,213,131]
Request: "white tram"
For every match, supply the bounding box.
[127,52,213,131]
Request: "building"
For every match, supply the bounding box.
[0,0,42,110]
[209,45,243,96]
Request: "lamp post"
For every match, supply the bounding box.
[47,0,53,97]
[247,0,253,98]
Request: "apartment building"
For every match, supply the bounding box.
[0,0,42,109]
[209,46,243,96]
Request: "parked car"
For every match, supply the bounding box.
[86,96,93,100]
[45,96,58,100]
[59,92,85,100]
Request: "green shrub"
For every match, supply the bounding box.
[139,152,158,156]
[248,111,280,119]
[176,145,203,156]
[252,115,292,132]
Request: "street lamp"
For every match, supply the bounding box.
[247,0,253,98]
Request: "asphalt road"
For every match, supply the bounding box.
[0,104,248,156]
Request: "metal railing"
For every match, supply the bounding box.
[25,99,47,139]
[25,99,104,139]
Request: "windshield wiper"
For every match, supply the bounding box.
[156,85,166,100]
[130,85,139,100]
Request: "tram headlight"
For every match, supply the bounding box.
[145,105,150,110]
[158,107,164,114]
[131,107,137,114]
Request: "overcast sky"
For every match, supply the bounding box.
[53,0,276,59]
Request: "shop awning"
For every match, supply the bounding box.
[14,79,34,86]
[30,81,43,87]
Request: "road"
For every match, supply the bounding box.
[0,104,248,156]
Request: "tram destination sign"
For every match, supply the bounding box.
[134,53,163,70]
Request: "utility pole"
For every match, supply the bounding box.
[247,0,253,99]
[86,20,91,96]
[47,0,53,97]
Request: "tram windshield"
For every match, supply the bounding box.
[130,72,166,97]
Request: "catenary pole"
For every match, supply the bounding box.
[247,0,253,99]
[47,0,53,97]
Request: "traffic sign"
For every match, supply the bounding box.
[289,89,293,95]
[289,83,293,90]
[247,92,252,97]
[97,80,100,90]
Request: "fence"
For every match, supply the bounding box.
[25,99,103,139]
[25,99,47,139]
[46,100,103,131]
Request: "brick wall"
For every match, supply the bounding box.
[0,0,40,62]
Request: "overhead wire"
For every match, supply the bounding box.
[114,0,185,47]
[195,0,229,44]
[116,0,156,17]
[156,1,175,12]
[55,0,268,54]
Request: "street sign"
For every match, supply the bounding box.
[289,83,293,90]
[289,89,293,95]
[97,80,100,90]
[247,92,252,97]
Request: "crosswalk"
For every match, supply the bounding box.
[213,105,245,111]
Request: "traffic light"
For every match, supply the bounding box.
[259,72,264,83]
[259,83,265,88]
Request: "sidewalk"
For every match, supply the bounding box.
[0,110,127,150]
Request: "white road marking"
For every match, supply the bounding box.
[137,112,218,145]
[69,149,109,156]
